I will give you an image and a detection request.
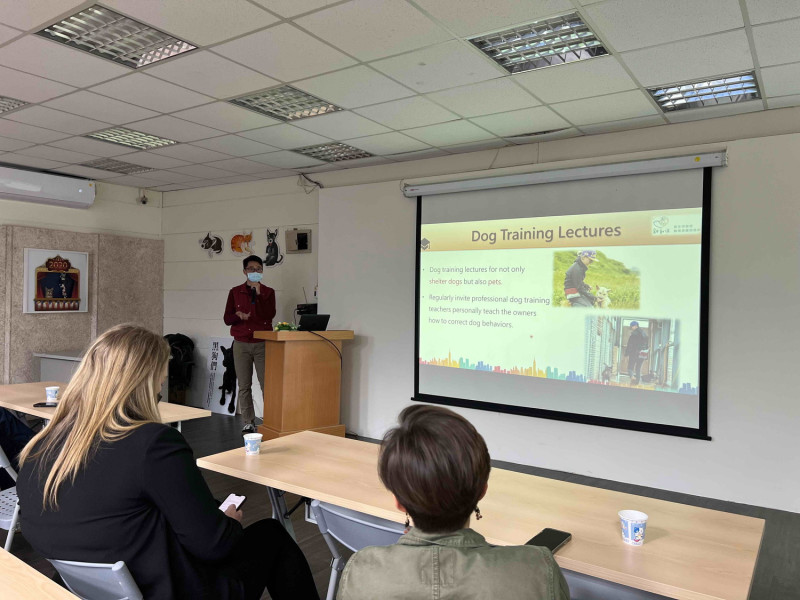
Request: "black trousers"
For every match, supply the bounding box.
[216,519,319,600]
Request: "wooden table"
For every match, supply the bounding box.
[0,549,77,599]
[197,431,764,600]
[0,382,211,431]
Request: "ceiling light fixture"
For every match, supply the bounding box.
[648,72,761,112]
[294,142,373,162]
[0,96,28,115]
[36,5,196,69]
[80,158,156,175]
[469,12,607,75]
[85,127,178,150]
[230,86,343,121]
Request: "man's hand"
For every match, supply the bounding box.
[235,311,251,321]
[224,504,243,522]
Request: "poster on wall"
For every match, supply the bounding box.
[204,337,263,418]
[23,249,89,314]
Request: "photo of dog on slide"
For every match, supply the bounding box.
[552,250,640,309]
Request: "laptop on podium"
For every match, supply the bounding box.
[298,314,330,331]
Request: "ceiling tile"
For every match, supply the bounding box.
[4,106,109,135]
[0,65,75,103]
[585,0,743,52]
[442,139,509,153]
[621,30,753,87]
[102,174,165,188]
[50,136,137,157]
[344,132,430,154]
[142,170,199,184]
[173,103,280,133]
[191,135,279,157]
[126,115,223,142]
[412,0,574,37]
[102,0,279,46]
[257,169,300,179]
[664,100,763,123]
[752,20,800,67]
[767,94,800,109]
[427,78,540,118]
[470,106,571,136]
[745,0,800,24]
[515,56,637,104]
[0,119,69,143]
[505,128,581,143]
[293,66,415,109]
[238,124,331,149]
[17,145,96,164]
[0,0,86,30]
[403,120,496,146]
[578,115,666,135]
[0,24,22,45]
[293,111,390,139]
[120,152,191,169]
[153,183,194,192]
[0,36,128,87]
[371,40,503,93]
[355,96,459,129]
[389,148,451,161]
[204,158,280,174]
[150,144,232,163]
[0,135,34,152]
[550,90,658,125]
[213,23,357,81]
[213,174,263,184]
[0,153,67,170]
[145,51,279,99]
[246,150,325,168]
[43,91,159,125]
[296,0,451,61]
[90,74,213,113]
[55,165,126,179]
[758,62,800,97]
[252,0,348,18]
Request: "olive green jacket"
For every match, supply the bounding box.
[337,528,570,600]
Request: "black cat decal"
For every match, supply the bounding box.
[265,228,284,267]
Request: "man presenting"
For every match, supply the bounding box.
[223,255,276,433]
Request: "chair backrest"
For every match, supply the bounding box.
[48,559,143,600]
[311,500,405,552]
[0,445,16,482]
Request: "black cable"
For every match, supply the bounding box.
[304,329,343,364]
[299,173,324,189]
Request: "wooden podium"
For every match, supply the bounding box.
[254,330,354,440]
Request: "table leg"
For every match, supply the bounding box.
[266,486,296,540]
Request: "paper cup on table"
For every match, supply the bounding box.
[243,433,263,455]
[45,386,60,403]
[619,510,648,546]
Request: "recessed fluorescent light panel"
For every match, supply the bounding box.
[36,5,196,68]
[0,96,28,114]
[648,72,761,112]
[295,142,373,162]
[230,86,343,121]
[85,127,178,150]
[469,12,607,74]
[80,158,155,175]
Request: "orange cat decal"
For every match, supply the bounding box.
[230,232,254,256]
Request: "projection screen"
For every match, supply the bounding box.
[414,159,713,439]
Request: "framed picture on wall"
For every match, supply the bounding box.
[23,248,89,314]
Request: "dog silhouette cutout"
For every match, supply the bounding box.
[199,233,224,258]
[265,228,284,266]
[219,345,237,414]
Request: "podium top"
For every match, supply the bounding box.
[254,330,354,342]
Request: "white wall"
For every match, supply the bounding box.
[162,179,318,411]
[319,133,800,513]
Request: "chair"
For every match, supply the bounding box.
[0,445,20,552]
[310,500,405,600]
[48,559,143,600]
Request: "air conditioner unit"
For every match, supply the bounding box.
[0,165,95,208]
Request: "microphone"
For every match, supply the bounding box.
[250,286,256,304]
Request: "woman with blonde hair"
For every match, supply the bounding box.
[17,324,318,600]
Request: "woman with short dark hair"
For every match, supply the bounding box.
[337,405,570,600]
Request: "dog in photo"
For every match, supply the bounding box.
[594,285,612,309]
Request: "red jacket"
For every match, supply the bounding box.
[223,282,276,343]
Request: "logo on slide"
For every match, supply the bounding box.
[420,238,431,250]
[652,216,669,230]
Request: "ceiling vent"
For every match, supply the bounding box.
[648,72,761,112]
[294,142,373,162]
[85,127,178,150]
[230,86,343,121]
[80,158,156,175]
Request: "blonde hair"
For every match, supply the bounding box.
[20,324,170,509]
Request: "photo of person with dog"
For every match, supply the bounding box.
[553,249,641,309]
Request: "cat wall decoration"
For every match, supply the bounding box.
[230,232,254,257]
[199,232,224,258]
[264,228,284,267]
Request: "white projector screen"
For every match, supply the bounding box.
[415,167,711,439]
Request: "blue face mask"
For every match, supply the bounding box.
[247,272,263,283]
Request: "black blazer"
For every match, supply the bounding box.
[17,423,244,599]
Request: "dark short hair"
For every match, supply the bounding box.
[242,255,263,269]
[378,405,490,533]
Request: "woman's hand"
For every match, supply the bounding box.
[224,504,243,522]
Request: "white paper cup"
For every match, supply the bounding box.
[619,510,648,545]
[45,386,60,403]
[243,433,263,455]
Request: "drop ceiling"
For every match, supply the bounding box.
[0,0,797,191]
